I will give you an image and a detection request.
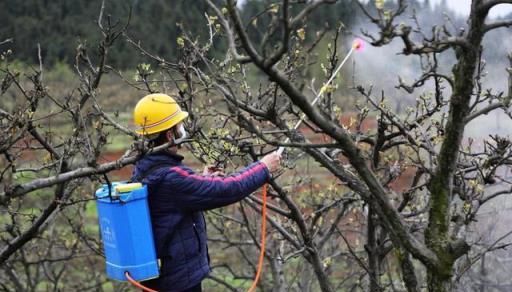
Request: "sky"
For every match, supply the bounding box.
[238,0,512,18]
[427,0,512,18]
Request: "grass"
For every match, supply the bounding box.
[204,275,251,291]
[85,200,100,235]
[105,132,134,152]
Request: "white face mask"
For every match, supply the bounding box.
[173,123,188,145]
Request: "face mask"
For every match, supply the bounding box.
[173,123,188,145]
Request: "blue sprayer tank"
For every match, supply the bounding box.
[95,182,159,281]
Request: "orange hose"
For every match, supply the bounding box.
[125,271,159,292]
[248,183,268,292]
[125,184,269,292]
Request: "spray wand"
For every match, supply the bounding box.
[276,38,365,156]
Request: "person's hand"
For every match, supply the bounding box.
[203,165,225,176]
[260,152,281,173]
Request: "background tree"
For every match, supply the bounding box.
[0,0,356,69]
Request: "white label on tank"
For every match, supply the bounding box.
[100,218,117,249]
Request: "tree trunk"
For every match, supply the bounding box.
[367,206,381,292]
[479,254,487,292]
[299,262,313,292]
[269,241,286,292]
[425,2,489,290]
[397,249,419,292]
[306,248,334,292]
[427,270,453,292]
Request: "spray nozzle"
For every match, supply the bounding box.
[352,38,365,52]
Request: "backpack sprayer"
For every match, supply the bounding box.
[95,39,363,292]
[95,180,160,289]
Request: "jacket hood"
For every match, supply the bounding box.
[132,151,184,181]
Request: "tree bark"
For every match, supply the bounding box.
[425,1,489,290]
[427,271,453,292]
[306,247,334,292]
[397,249,419,292]
[367,206,381,292]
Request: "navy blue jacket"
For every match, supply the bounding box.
[132,152,270,292]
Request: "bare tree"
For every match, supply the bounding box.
[0,5,164,291]
[156,0,511,291]
[2,1,512,292]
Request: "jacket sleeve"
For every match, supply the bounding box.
[157,161,270,211]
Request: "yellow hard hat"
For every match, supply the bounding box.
[133,93,189,135]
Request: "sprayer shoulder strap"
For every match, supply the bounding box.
[136,161,183,261]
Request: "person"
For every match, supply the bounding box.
[131,93,281,292]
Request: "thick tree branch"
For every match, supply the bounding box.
[0,176,76,265]
[205,0,251,63]
[263,0,291,68]
[479,0,512,14]
[0,38,13,46]
[302,147,438,267]
[226,0,264,64]
[290,0,337,29]
[483,19,512,32]
[358,0,470,54]
[0,142,175,204]
[465,102,507,123]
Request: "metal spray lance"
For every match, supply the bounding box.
[276,38,365,155]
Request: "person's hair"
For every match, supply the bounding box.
[148,126,179,147]
[148,130,169,147]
